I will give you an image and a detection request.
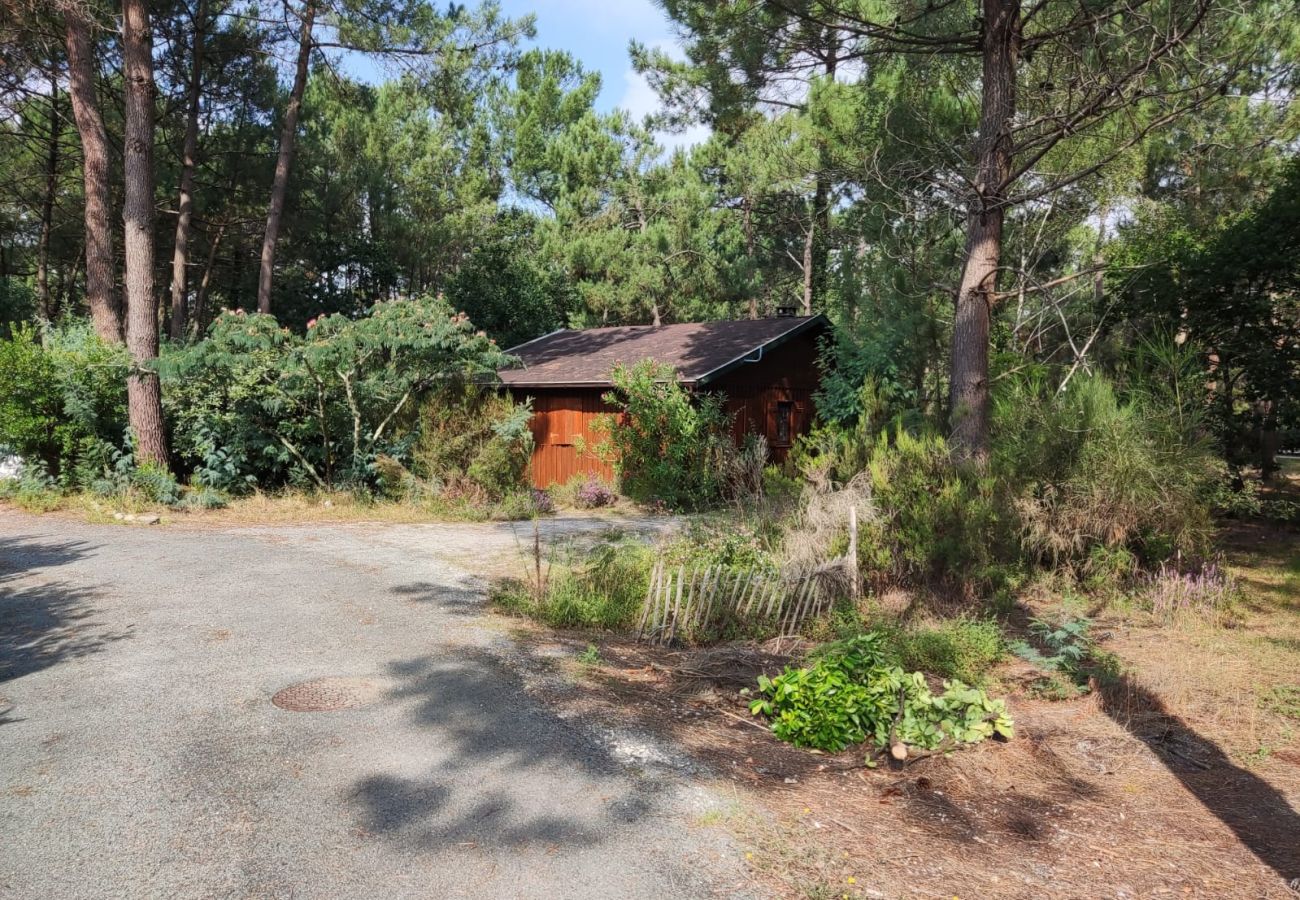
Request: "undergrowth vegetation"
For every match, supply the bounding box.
[748,633,1014,757]
[891,617,1005,686]
[0,298,548,519]
[994,367,1218,566]
[597,360,733,511]
[493,536,653,630]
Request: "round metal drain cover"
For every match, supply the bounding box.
[272,676,390,712]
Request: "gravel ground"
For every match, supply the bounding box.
[0,509,744,900]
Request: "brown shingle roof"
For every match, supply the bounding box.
[497,315,828,388]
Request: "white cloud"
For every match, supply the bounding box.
[616,40,711,153]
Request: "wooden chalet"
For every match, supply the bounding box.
[497,313,830,488]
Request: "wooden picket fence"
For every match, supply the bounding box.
[636,560,840,646]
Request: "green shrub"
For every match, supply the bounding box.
[0,280,35,336]
[760,464,802,510]
[598,360,731,511]
[466,402,534,500]
[749,633,1014,754]
[493,539,653,629]
[993,370,1217,565]
[82,444,189,508]
[0,323,128,486]
[413,380,533,500]
[666,520,777,573]
[179,486,229,510]
[489,488,553,521]
[1008,614,1119,695]
[0,462,61,512]
[130,462,183,506]
[161,312,302,489]
[859,426,1007,590]
[162,297,510,492]
[895,617,1004,684]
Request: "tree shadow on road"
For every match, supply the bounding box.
[0,535,130,688]
[348,646,668,854]
[389,579,486,617]
[1098,672,1300,885]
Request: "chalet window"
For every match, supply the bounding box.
[774,401,794,446]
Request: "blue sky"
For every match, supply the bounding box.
[497,0,672,113]
[343,1,706,148]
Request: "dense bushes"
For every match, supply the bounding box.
[0,323,128,484]
[411,381,534,501]
[163,296,512,492]
[0,298,541,515]
[790,421,1008,591]
[777,361,1222,597]
[993,371,1218,564]
[863,427,1006,588]
[598,360,732,510]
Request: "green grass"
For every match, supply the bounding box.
[492,538,653,630]
[891,616,1006,684]
[1261,684,1300,721]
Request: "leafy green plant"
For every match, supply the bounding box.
[1009,614,1120,695]
[130,462,183,507]
[749,634,1013,755]
[413,379,533,501]
[666,520,777,573]
[83,441,187,508]
[855,425,1008,591]
[1011,616,1093,679]
[0,461,61,512]
[162,297,510,492]
[598,360,732,511]
[0,323,128,486]
[993,369,1217,566]
[466,401,534,499]
[190,427,256,494]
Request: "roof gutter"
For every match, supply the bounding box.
[694,314,830,386]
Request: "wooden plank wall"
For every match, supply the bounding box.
[710,329,821,462]
[513,390,617,488]
[721,386,814,462]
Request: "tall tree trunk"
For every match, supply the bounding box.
[61,4,123,343]
[36,73,60,321]
[743,194,758,319]
[948,0,1019,464]
[122,0,168,467]
[168,0,207,341]
[808,40,837,312]
[191,220,226,336]
[256,1,316,315]
[801,215,815,315]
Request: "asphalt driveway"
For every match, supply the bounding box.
[0,510,740,899]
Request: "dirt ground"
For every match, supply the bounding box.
[498,514,1300,899]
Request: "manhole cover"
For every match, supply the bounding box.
[271,676,391,712]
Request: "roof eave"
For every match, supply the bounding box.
[694,314,831,386]
[499,377,701,391]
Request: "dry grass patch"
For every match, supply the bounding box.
[1099,520,1300,764]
